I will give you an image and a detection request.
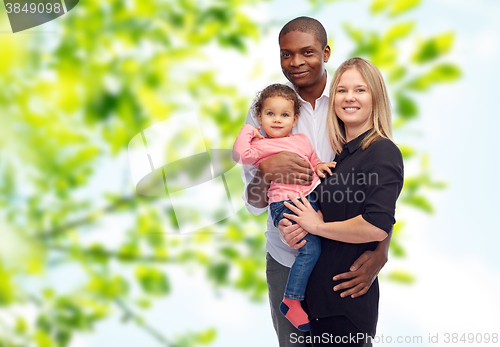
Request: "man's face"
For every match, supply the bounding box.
[279,31,330,89]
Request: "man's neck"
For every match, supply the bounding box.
[297,72,327,110]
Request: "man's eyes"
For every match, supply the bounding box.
[281,51,314,57]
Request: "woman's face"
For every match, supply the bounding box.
[334,67,373,134]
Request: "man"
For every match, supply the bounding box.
[241,17,390,346]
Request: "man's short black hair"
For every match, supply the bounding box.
[279,16,328,49]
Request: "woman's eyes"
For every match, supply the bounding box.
[336,89,366,93]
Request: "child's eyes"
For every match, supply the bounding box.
[267,112,274,116]
[281,113,290,117]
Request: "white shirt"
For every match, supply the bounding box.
[241,73,336,267]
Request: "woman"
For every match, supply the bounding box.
[281,57,404,346]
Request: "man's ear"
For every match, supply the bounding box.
[323,44,331,63]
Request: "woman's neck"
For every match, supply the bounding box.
[345,124,372,142]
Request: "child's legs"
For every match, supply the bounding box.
[270,194,322,299]
[270,200,289,229]
[284,233,321,300]
[306,190,321,212]
[270,193,320,229]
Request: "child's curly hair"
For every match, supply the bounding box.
[252,84,301,116]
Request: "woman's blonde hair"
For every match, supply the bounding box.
[327,57,393,154]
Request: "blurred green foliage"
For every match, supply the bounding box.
[0,0,459,346]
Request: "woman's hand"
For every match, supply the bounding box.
[283,192,324,234]
[278,218,308,249]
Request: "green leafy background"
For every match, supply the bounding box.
[1,0,499,346]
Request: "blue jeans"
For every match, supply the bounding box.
[270,192,321,300]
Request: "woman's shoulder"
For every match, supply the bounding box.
[368,137,401,153]
[365,138,403,163]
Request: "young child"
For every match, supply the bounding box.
[233,84,336,331]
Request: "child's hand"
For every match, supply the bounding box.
[316,161,337,178]
[252,126,264,139]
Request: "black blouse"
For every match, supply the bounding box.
[306,130,404,337]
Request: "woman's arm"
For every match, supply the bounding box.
[315,215,387,243]
[283,192,387,243]
[284,193,387,243]
[278,215,391,298]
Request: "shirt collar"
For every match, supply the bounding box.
[322,71,332,99]
[344,129,372,154]
[288,70,331,102]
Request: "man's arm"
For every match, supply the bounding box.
[247,166,271,208]
[246,152,315,208]
[332,230,391,298]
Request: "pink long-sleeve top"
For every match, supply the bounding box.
[233,124,322,204]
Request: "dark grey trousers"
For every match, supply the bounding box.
[266,252,312,347]
[266,253,373,347]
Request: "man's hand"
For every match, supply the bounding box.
[332,248,388,298]
[278,218,308,249]
[259,152,314,185]
[247,152,314,208]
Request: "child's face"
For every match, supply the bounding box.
[257,96,298,138]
